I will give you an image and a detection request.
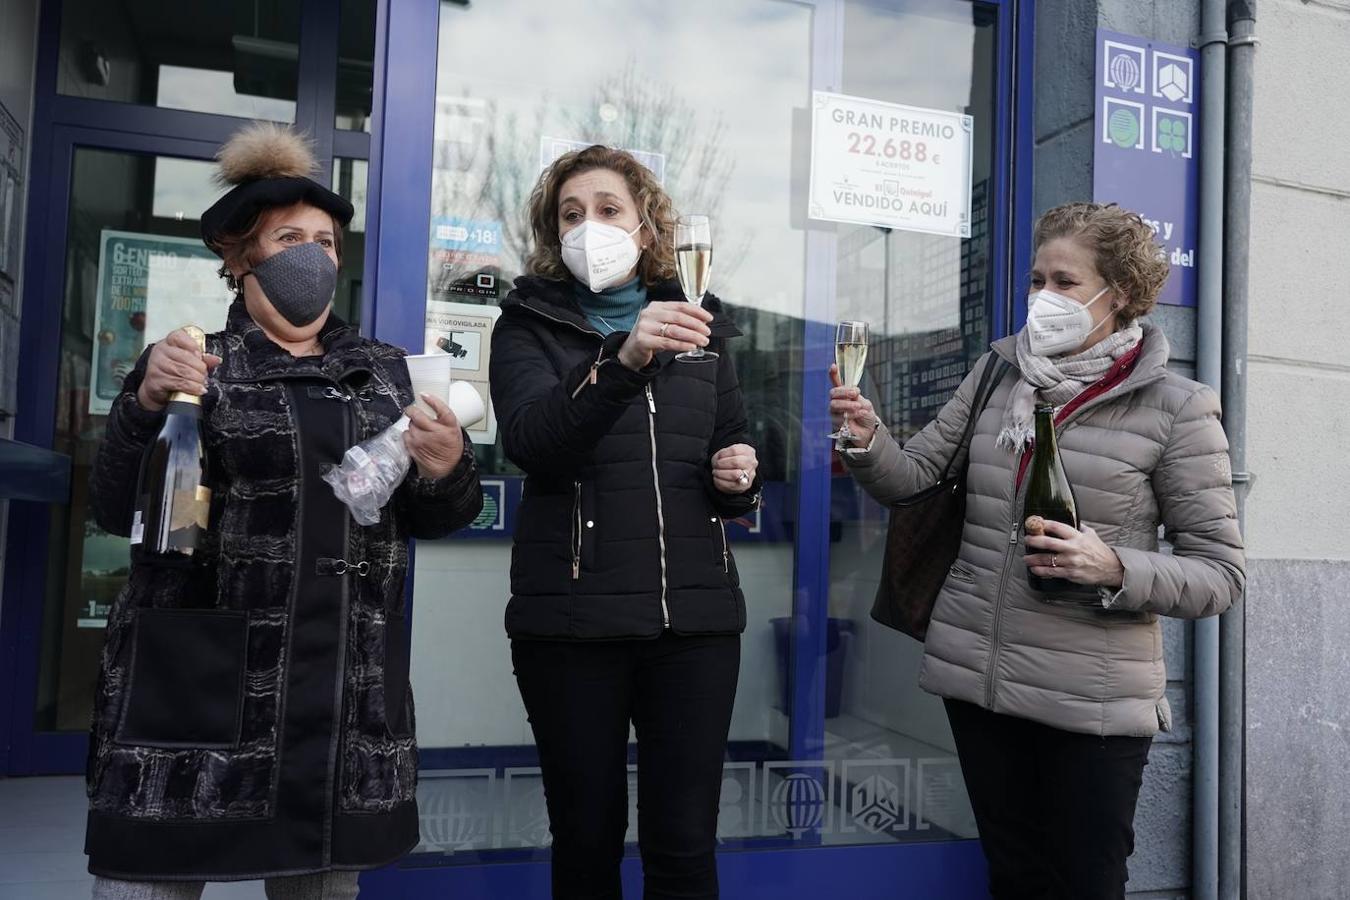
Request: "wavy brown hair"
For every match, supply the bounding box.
[525,145,676,285]
[1033,202,1170,324]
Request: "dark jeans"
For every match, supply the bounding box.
[944,699,1153,900]
[512,633,741,900]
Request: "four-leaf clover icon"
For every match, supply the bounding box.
[1157,116,1188,155]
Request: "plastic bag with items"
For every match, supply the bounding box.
[322,416,412,526]
[324,378,487,525]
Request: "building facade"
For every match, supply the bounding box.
[0,1,1345,898]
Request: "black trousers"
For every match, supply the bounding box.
[512,633,741,900]
[944,699,1153,900]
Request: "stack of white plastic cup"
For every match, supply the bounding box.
[403,353,486,427]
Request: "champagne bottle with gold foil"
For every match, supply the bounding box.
[130,326,212,561]
[1023,403,1078,593]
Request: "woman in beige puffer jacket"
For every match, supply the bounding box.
[830,202,1244,900]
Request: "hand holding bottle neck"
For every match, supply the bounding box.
[135,326,218,412]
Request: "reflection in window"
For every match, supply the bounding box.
[821,0,996,846]
[410,0,815,862]
[151,157,227,222]
[38,150,233,734]
[332,159,368,326]
[426,7,813,485]
[39,148,367,738]
[58,0,300,122]
[333,158,368,234]
[337,0,376,132]
[155,64,295,122]
[406,0,997,862]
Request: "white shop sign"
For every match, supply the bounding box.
[808,91,974,239]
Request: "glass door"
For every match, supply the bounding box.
[409,0,813,855]
[2,0,376,775]
[361,0,1023,896]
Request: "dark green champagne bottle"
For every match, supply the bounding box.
[1023,403,1078,593]
[130,326,212,561]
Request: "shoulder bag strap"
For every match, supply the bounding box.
[938,355,1010,481]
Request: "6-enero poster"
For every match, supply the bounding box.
[89,230,228,415]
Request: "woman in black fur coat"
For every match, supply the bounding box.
[83,123,482,899]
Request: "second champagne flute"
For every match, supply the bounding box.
[674,214,717,362]
[830,320,870,444]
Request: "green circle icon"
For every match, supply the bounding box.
[1108,108,1140,148]
[471,491,499,529]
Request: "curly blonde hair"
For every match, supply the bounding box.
[525,145,676,285]
[1033,202,1170,324]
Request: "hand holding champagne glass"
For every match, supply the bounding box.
[675,214,716,362]
[828,321,869,446]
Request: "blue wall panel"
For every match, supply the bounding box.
[360,840,990,899]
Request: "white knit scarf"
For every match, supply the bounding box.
[997,323,1144,454]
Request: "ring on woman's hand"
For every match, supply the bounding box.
[738,470,749,485]
[1051,554,1059,568]
[659,322,670,338]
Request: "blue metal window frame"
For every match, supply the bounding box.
[0,0,1037,892]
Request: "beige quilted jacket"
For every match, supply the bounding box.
[844,324,1244,737]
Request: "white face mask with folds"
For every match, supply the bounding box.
[1025,285,1112,357]
[560,220,643,292]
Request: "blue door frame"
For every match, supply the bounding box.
[1,0,1035,894]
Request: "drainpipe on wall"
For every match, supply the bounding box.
[1221,2,1257,897]
[1192,0,1228,895]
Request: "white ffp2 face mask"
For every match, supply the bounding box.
[1026,286,1112,357]
[560,220,643,292]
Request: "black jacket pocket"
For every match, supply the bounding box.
[115,608,247,749]
[384,612,413,738]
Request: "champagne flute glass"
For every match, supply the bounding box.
[830,321,870,445]
[675,215,717,362]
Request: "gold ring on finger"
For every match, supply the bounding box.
[659,322,670,338]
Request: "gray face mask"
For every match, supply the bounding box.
[244,241,338,327]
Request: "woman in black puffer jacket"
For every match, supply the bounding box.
[490,145,761,900]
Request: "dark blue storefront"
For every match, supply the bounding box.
[1,0,1036,895]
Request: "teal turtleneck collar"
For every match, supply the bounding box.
[573,276,647,335]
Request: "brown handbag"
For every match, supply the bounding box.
[869,356,1010,640]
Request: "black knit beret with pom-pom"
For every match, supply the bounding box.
[200,122,354,256]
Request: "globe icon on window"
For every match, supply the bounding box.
[772,772,826,837]
[1109,53,1141,93]
[419,785,486,851]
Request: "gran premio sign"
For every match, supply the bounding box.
[807,91,974,239]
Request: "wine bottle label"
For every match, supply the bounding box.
[130,510,144,545]
[169,490,211,532]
